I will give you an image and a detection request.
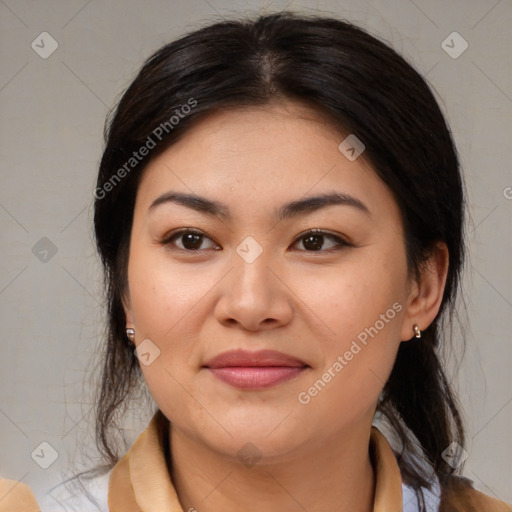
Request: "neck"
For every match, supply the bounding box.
[169,420,376,512]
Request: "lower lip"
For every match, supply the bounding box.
[206,366,307,389]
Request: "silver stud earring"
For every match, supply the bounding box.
[413,324,421,339]
[126,328,135,342]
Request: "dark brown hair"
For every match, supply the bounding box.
[93,12,466,489]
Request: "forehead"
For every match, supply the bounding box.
[134,102,397,221]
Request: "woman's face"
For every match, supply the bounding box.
[124,101,420,461]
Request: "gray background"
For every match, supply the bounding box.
[1,0,511,505]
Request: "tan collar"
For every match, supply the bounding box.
[108,412,403,512]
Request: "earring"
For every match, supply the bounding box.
[126,328,135,342]
[413,324,421,339]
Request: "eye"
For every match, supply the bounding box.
[161,229,221,251]
[290,229,350,252]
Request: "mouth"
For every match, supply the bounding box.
[203,349,309,390]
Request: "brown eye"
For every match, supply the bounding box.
[292,230,350,252]
[163,229,220,251]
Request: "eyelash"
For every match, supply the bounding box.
[159,228,352,254]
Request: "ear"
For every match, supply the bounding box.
[121,288,135,329]
[399,242,449,341]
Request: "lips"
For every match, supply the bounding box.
[203,349,307,369]
[203,349,309,389]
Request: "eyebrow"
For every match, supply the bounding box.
[148,191,370,220]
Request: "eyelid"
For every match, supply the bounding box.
[293,227,349,241]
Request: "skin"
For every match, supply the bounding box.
[123,100,448,512]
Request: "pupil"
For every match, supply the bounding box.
[183,233,202,250]
[304,235,323,251]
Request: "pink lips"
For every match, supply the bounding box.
[203,349,308,389]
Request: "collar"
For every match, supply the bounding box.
[108,412,404,512]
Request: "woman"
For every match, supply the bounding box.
[3,11,510,512]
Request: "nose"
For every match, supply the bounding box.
[214,249,294,332]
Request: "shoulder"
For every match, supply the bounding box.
[0,477,39,512]
[439,475,512,512]
[37,469,111,512]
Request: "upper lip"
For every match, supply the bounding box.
[203,349,307,368]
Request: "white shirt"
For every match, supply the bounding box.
[38,468,441,511]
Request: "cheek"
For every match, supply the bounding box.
[290,251,407,404]
[126,252,213,424]
[126,250,206,381]
[127,248,215,340]
[293,284,404,431]
[293,251,408,348]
